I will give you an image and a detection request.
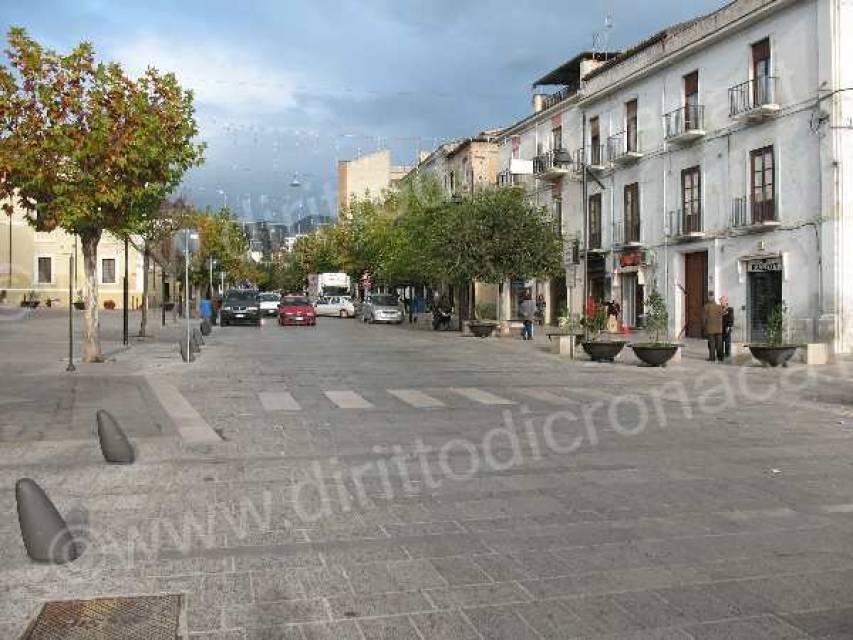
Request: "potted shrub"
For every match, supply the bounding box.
[103,299,116,310]
[73,290,86,310]
[20,291,40,308]
[631,289,680,366]
[581,303,626,362]
[748,301,798,367]
[469,302,498,338]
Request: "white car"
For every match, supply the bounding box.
[258,292,281,317]
[314,295,355,318]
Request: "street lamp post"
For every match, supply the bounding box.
[66,253,75,372]
[123,236,129,346]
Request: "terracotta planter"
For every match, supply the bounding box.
[748,345,798,368]
[581,341,626,362]
[632,343,680,367]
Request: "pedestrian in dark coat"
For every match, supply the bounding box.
[721,295,734,358]
[702,295,724,362]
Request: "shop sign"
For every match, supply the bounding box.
[747,257,782,273]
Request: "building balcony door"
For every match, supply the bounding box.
[684,251,708,338]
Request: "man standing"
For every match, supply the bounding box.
[702,294,724,362]
[519,292,537,341]
[721,295,734,359]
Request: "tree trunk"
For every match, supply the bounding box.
[80,229,103,362]
[139,243,149,337]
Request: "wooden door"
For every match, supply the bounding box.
[684,251,708,338]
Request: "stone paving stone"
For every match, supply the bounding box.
[425,581,531,608]
[357,615,421,640]
[382,521,464,537]
[189,631,247,640]
[409,610,481,639]
[224,599,330,627]
[609,590,694,629]
[684,614,811,639]
[782,607,853,638]
[326,590,434,619]
[510,549,576,578]
[512,599,594,639]
[589,630,694,640]
[298,620,363,640]
[344,560,446,594]
[562,594,648,635]
[471,553,534,582]
[461,605,542,640]
[242,626,302,640]
[428,556,491,586]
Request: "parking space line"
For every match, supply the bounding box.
[258,391,301,412]
[387,389,446,408]
[324,390,374,409]
[448,387,516,405]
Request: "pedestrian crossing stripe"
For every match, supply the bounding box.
[258,391,301,412]
[516,388,578,405]
[324,390,374,409]
[387,389,446,408]
[448,387,516,405]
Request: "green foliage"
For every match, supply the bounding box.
[644,288,670,344]
[765,301,787,346]
[558,308,581,333]
[582,304,608,341]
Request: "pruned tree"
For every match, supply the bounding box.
[0,28,203,361]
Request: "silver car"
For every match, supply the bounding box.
[315,295,355,318]
[361,293,403,324]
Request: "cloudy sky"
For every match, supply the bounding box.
[2,0,724,224]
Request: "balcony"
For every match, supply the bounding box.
[497,169,515,187]
[612,219,642,247]
[731,196,780,229]
[541,85,576,111]
[608,131,643,166]
[667,208,704,239]
[586,144,608,172]
[729,77,779,122]
[664,105,705,145]
[586,228,604,253]
[533,149,572,181]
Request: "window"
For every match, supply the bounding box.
[448,171,455,193]
[552,198,562,237]
[624,183,640,243]
[551,126,562,151]
[684,71,700,129]
[750,146,775,222]
[588,194,602,249]
[37,256,52,284]
[102,258,116,284]
[625,100,638,152]
[681,166,702,233]
[752,38,771,104]
[589,116,601,165]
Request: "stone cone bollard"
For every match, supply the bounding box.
[200,318,212,336]
[96,409,135,464]
[15,478,80,564]
[192,327,205,346]
[179,339,195,362]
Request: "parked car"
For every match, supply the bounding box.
[220,289,260,326]
[314,295,355,318]
[361,293,403,324]
[278,295,316,326]
[258,291,281,317]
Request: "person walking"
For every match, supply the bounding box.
[535,294,546,327]
[721,295,734,359]
[519,292,537,341]
[702,294,724,362]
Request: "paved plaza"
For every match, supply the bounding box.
[3,309,853,638]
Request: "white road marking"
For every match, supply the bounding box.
[449,387,516,405]
[145,376,221,444]
[387,389,446,408]
[516,388,578,405]
[324,390,374,409]
[258,391,301,412]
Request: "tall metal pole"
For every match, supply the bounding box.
[161,265,167,327]
[122,236,129,345]
[185,231,190,364]
[66,254,75,372]
[8,212,12,288]
[581,113,589,328]
[208,257,213,297]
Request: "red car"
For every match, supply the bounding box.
[278,295,316,326]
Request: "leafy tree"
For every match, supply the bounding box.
[0,28,203,361]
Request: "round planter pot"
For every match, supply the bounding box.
[73,302,86,310]
[748,344,798,368]
[631,344,680,367]
[469,322,497,338]
[581,341,626,362]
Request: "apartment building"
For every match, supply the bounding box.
[337,149,412,216]
[498,0,852,352]
[1,200,161,309]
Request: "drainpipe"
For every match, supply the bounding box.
[581,112,588,324]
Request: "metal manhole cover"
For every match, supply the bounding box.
[19,595,184,640]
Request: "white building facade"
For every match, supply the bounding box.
[497,0,853,352]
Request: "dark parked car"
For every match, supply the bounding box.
[220,289,260,326]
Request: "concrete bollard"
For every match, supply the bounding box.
[15,478,80,564]
[192,327,204,348]
[200,319,212,336]
[96,410,135,464]
[179,339,195,362]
